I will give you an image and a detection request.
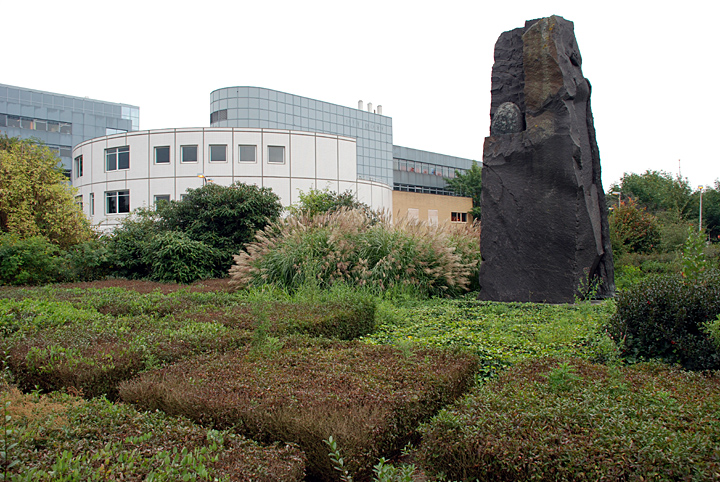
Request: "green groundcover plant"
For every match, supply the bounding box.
[363,298,618,380]
[418,357,720,481]
[229,208,481,297]
[0,385,305,481]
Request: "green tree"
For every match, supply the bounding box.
[287,187,374,218]
[612,170,693,218]
[698,182,720,241]
[0,135,93,248]
[445,161,481,220]
[609,198,661,256]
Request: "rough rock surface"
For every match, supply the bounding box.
[478,15,615,303]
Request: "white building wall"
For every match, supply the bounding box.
[73,127,391,230]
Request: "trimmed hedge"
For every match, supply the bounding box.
[607,270,720,370]
[418,357,720,481]
[0,285,376,399]
[1,385,305,481]
[119,338,478,481]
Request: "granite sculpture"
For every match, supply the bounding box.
[478,15,615,303]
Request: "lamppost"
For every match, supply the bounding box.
[198,174,213,186]
[698,185,705,233]
[610,188,621,208]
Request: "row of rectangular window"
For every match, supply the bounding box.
[0,114,72,134]
[95,145,286,173]
[393,183,461,197]
[80,191,172,216]
[394,159,463,179]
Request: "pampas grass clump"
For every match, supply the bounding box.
[229,208,480,297]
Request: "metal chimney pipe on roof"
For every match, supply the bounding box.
[358,100,364,110]
[367,102,373,112]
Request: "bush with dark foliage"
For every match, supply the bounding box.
[607,270,720,370]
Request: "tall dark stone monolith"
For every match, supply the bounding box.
[478,16,614,303]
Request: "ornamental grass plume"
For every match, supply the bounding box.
[229,208,480,297]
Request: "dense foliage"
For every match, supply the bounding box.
[107,182,282,282]
[0,135,93,248]
[287,187,376,218]
[230,208,481,297]
[419,358,720,481]
[608,198,660,255]
[1,386,306,481]
[607,270,720,370]
[0,235,109,286]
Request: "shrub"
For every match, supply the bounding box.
[418,357,720,481]
[1,386,305,481]
[230,208,481,297]
[287,187,377,219]
[105,208,161,280]
[148,231,223,283]
[157,181,283,266]
[105,183,283,282]
[609,198,661,255]
[119,338,478,481]
[607,270,720,370]
[0,234,65,285]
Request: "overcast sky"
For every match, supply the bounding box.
[5,0,717,190]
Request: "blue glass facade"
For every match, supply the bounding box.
[393,145,476,196]
[210,87,478,194]
[0,83,139,172]
[210,87,394,187]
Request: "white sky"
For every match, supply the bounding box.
[5,0,718,190]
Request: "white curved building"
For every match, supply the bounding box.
[72,127,392,230]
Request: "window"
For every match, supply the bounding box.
[106,190,130,214]
[210,109,228,124]
[106,127,127,135]
[89,193,95,216]
[155,146,170,164]
[268,145,285,164]
[239,145,256,163]
[74,155,83,178]
[209,144,226,162]
[451,212,468,223]
[106,146,129,171]
[47,121,60,133]
[154,194,171,204]
[181,145,198,163]
[75,195,83,210]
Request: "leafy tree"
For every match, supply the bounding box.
[445,161,481,220]
[699,182,720,241]
[0,135,93,248]
[609,198,661,256]
[611,170,693,218]
[287,187,375,218]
